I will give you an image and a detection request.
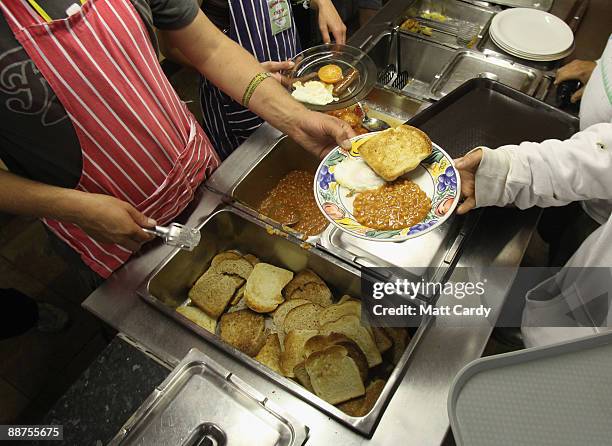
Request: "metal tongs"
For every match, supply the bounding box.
[143,223,201,251]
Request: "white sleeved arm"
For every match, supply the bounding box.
[475,122,612,210]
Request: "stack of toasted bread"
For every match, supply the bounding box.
[176,250,410,417]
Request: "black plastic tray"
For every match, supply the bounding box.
[409,78,580,158]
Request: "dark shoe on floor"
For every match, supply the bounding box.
[36,303,70,333]
[492,327,524,349]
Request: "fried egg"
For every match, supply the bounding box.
[334,157,386,192]
[291,81,338,106]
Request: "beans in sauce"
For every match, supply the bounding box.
[353,180,431,230]
[258,170,328,236]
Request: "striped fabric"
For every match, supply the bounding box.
[200,0,301,159]
[0,0,220,278]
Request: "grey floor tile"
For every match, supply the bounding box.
[0,377,30,423]
[0,299,101,398]
[0,220,68,287]
[0,256,52,302]
[19,333,108,424]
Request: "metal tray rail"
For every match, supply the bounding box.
[137,206,431,437]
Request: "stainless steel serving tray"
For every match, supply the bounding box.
[109,348,309,446]
[430,50,546,99]
[319,215,467,300]
[399,0,499,49]
[366,30,456,97]
[228,86,429,242]
[364,28,550,102]
[227,135,469,301]
[136,206,430,436]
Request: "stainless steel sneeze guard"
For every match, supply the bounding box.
[136,206,430,436]
[108,349,310,446]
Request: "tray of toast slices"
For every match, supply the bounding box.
[137,206,429,436]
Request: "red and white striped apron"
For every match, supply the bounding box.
[0,0,220,278]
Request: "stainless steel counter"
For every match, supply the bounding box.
[81,0,576,443]
[84,122,539,445]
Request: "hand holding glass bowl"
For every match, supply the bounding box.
[282,43,377,112]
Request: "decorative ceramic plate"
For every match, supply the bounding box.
[314,132,460,242]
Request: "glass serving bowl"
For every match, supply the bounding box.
[282,43,377,112]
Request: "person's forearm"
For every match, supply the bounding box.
[476,122,612,209]
[0,170,85,222]
[163,11,309,136]
[159,40,195,69]
[200,38,305,132]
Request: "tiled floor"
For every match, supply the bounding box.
[0,217,109,423]
[0,377,29,424]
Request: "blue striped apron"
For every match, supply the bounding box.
[200,0,301,159]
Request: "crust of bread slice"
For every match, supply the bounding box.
[337,379,386,417]
[273,299,310,329]
[288,282,333,307]
[319,300,362,326]
[254,333,282,373]
[305,345,365,405]
[219,309,267,357]
[175,305,217,333]
[210,250,241,268]
[280,329,319,377]
[189,270,239,319]
[372,327,393,354]
[283,302,323,333]
[320,315,382,367]
[303,333,353,358]
[230,283,246,306]
[214,257,253,280]
[338,295,359,304]
[383,327,410,365]
[302,333,369,381]
[245,263,294,313]
[283,269,325,298]
[293,361,314,392]
[243,254,260,266]
[359,124,432,181]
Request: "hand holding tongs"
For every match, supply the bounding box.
[143,223,201,251]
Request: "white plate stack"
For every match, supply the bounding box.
[490,8,574,61]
